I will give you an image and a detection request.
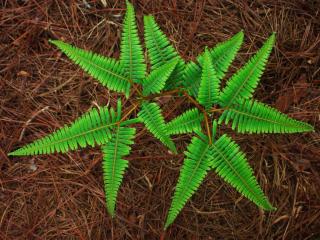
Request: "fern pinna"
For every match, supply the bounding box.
[9,0,314,231]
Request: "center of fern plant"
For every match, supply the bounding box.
[9,0,314,231]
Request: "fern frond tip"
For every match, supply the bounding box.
[8,150,20,156]
[48,39,63,47]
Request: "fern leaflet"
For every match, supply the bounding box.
[183,61,202,97]
[120,1,146,84]
[9,101,122,156]
[183,31,244,97]
[197,30,244,80]
[212,119,218,141]
[164,136,212,229]
[209,134,275,210]
[138,102,177,153]
[197,49,220,109]
[143,15,185,90]
[50,40,131,97]
[220,33,275,107]
[219,98,314,133]
[102,126,135,217]
[166,108,204,135]
[142,59,178,96]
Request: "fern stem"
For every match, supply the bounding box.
[143,89,181,100]
[182,91,205,113]
[204,114,212,144]
[125,80,143,98]
[182,91,212,143]
[120,102,139,122]
[209,107,225,113]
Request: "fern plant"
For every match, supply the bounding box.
[9,0,314,231]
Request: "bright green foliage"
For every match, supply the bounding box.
[209,134,275,210]
[120,1,146,84]
[182,62,202,97]
[164,136,212,229]
[212,120,218,141]
[183,31,244,97]
[220,33,276,107]
[164,60,185,90]
[219,98,314,133]
[166,108,204,135]
[9,101,122,156]
[197,30,244,80]
[138,102,177,153]
[49,40,131,97]
[102,126,135,217]
[164,133,275,229]
[143,15,185,89]
[197,49,220,109]
[9,1,315,230]
[142,59,178,96]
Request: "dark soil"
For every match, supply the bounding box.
[1,0,319,239]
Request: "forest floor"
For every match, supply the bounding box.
[1,1,320,239]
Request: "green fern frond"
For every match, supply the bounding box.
[8,102,122,156]
[138,102,177,153]
[209,134,275,210]
[102,126,135,217]
[143,15,185,90]
[197,49,220,109]
[142,59,178,96]
[219,98,314,133]
[182,61,202,97]
[143,15,181,70]
[183,31,244,97]
[197,30,244,80]
[164,136,212,229]
[49,40,131,97]
[164,59,185,90]
[166,108,204,135]
[220,33,276,107]
[120,1,146,84]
